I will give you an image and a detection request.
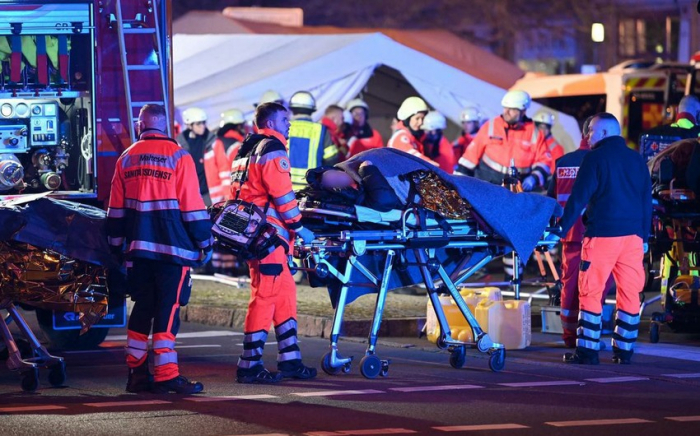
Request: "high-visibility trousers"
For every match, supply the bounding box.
[560,241,614,344]
[125,259,192,382]
[238,245,302,372]
[577,235,644,355]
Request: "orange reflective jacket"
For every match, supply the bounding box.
[459,116,552,186]
[387,122,438,166]
[106,131,213,266]
[230,128,303,244]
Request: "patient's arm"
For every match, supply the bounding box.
[358,162,403,212]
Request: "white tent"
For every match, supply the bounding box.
[173,33,581,151]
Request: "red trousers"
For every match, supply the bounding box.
[578,235,645,315]
[245,245,297,333]
[560,241,614,343]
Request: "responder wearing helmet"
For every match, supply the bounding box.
[534,111,565,172]
[256,89,285,107]
[229,102,318,383]
[421,111,455,173]
[344,98,383,158]
[176,107,218,206]
[218,109,246,161]
[287,90,341,190]
[456,90,552,192]
[453,106,482,165]
[209,108,247,276]
[387,96,439,166]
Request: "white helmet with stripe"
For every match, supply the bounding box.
[182,107,207,125]
[421,111,447,131]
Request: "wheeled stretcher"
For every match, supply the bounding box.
[294,199,558,378]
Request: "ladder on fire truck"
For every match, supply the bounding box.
[113,0,171,142]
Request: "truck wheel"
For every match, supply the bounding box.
[35,308,109,350]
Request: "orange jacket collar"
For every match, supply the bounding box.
[258,128,288,147]
[321,116,338,132]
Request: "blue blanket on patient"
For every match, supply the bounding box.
[337,148,562,258]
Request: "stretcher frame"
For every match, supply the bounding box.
[294,205,557,378]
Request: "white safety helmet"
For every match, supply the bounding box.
[346,98,369,112]
[533,112,554,126]
[421,111,447,131]
[219,109,245,127]
[289,91,317,112]
[397,96,429,120]
[259,89,283,105]
[182,107,207,125]
[460,106,481,122]
[501,90,531,111]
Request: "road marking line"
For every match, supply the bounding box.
[175,345,222,349]
[585,376,649,383]
[84,400,171,407]
[546,418,653,427]
[306,429,416,436]
[63,349,122,354]
[390,384,484,392]
[184,394,278,402]
[0,405,67,412]
[662,373,700,378]
[433,424,529,431]
[498,381,584,387]
[105,330,242,341]
[635,343,700,362]
[292,389,384,397]
[666,416,700,422]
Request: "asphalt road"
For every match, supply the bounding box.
[2,317,700,436]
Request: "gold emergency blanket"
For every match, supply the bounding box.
[413,171,471,220]
[0,241,108,333]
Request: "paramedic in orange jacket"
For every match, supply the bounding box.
[345,98,384,158]
[553,112,652,365]
[107,104,212,394]
[387,96,439,166]
[453,106,481,165]
[217,109,246,164]
[421,111,455,173]
[534,111,565,173]
[456,90,552,192]
[230,102,317,384]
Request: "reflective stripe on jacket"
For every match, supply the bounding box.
[459,116,552,186]
[106,131,213,266]
[387,121,438,166]
[288,116,339,191]
[230,129,303,243]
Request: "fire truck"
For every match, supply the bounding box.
[511,61,700,154]
[0,0,173,349]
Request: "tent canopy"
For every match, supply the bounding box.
[174,32,581,152]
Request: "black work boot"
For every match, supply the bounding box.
[563,347,600,365]
[236,366,282,384]
[612,348,633,364]
[279,361,317,380]
[152,375,204,394]
[126,361,153,393]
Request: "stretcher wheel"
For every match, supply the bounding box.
[360,355,382,379]
[650,323,660,344]
[321,352,342,375]
[48,361,66,387]
[449,346,466,369]
[21,367,39,392]
[488,349,506,372]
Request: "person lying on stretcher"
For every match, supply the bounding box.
[301,160,402,212]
